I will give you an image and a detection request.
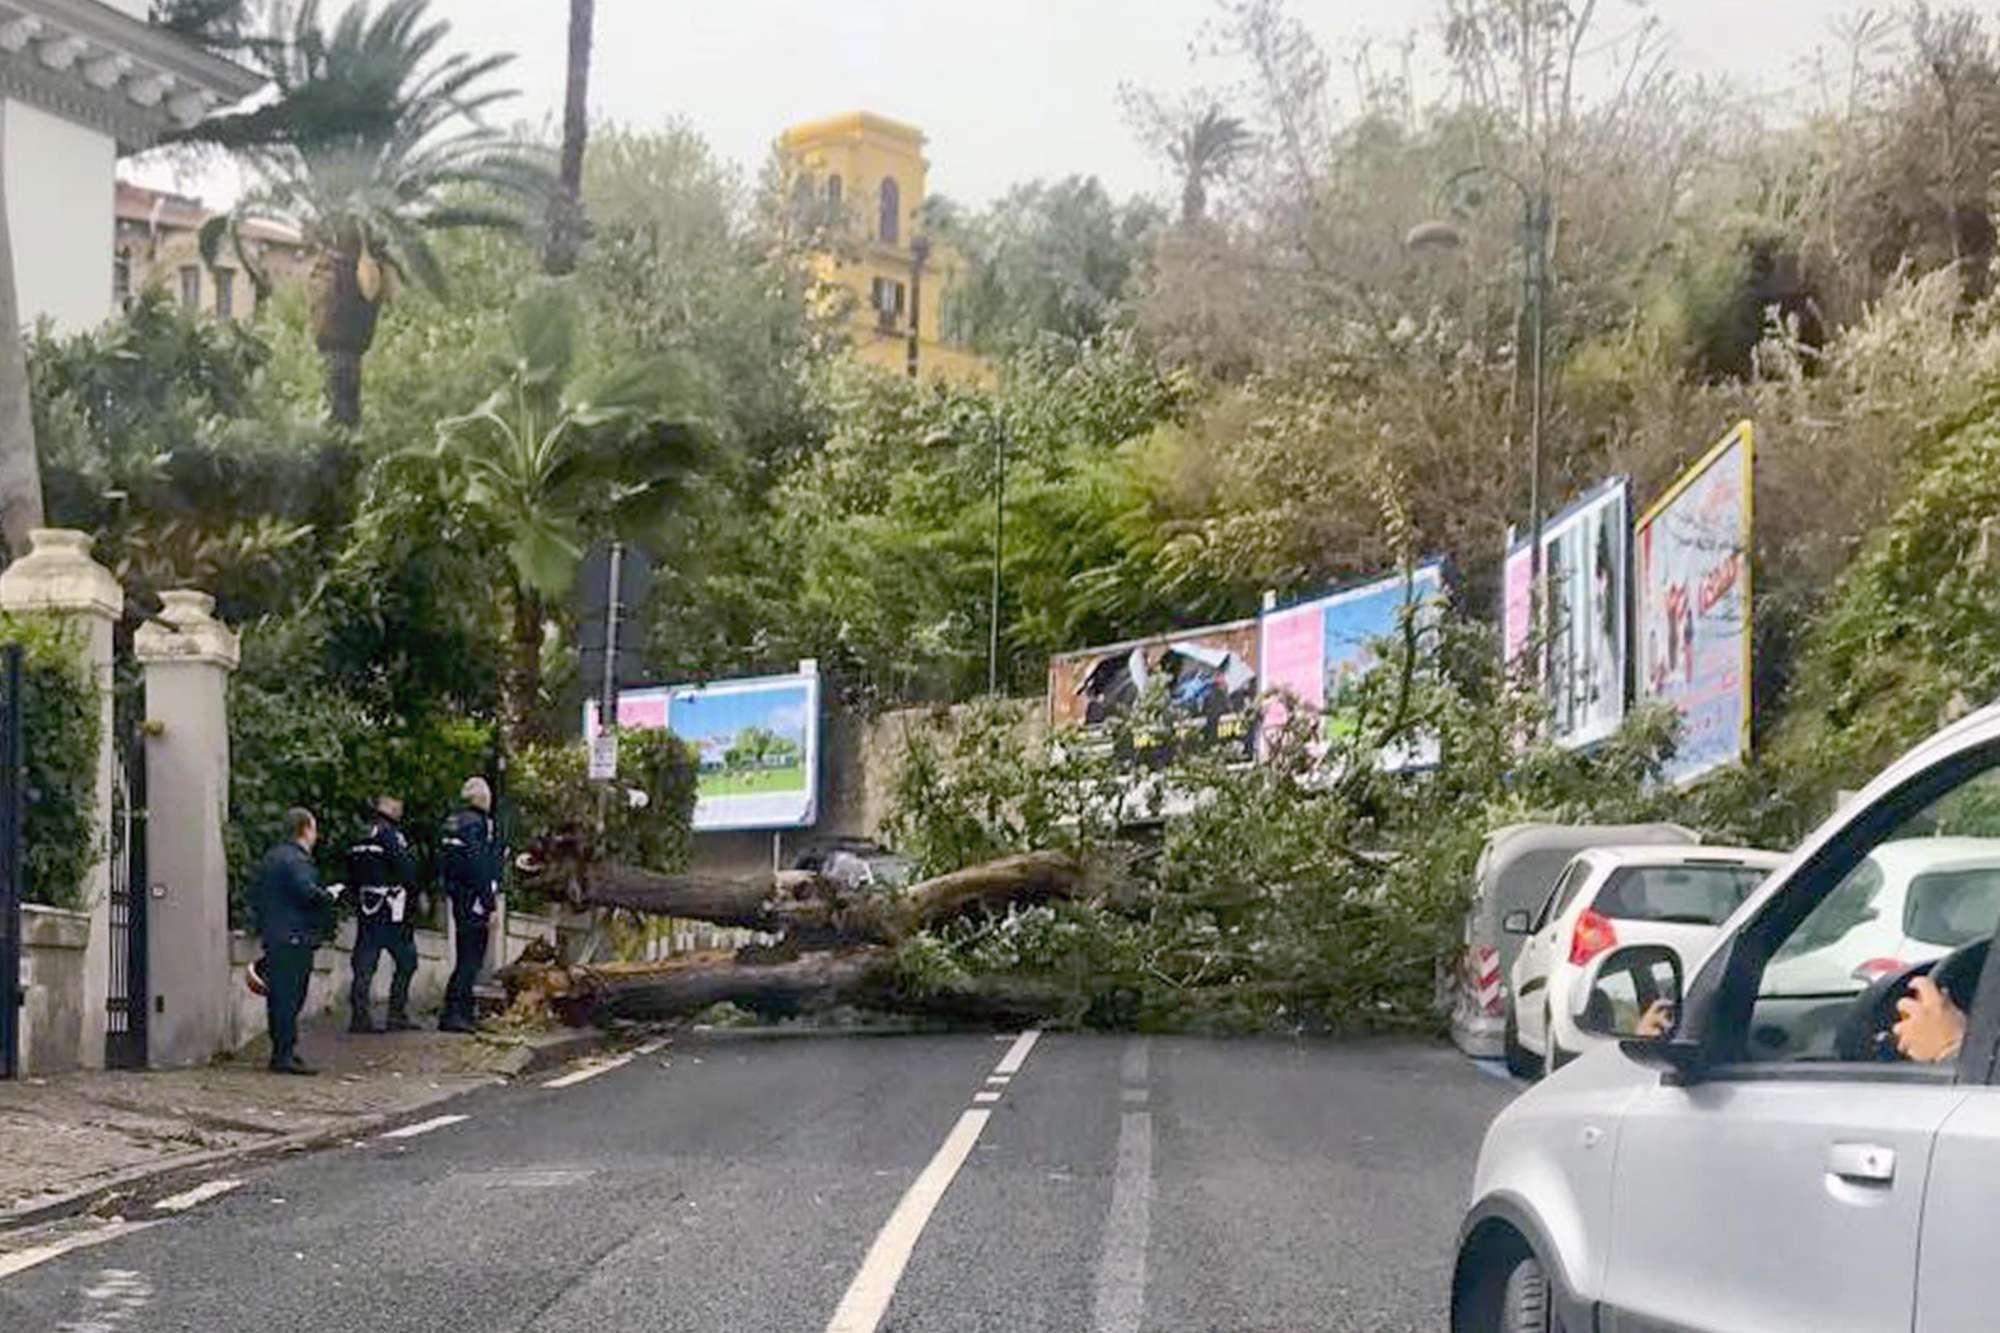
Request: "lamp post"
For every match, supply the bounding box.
[988,419,1005,695]
[1407,168,1551,640]
[907,234,930,380]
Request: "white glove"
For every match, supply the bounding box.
[323,882,346,900]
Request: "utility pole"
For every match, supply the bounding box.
[988,422,1005,695]
[600,540,624,731]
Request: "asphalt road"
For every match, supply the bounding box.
[0,1032,1516,1332]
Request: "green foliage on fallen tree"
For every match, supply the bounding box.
[511,727,700,883]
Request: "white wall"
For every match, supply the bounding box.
[3,100,115,335]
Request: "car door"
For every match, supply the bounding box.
[1914,936,2000,1333]
[1598,756,2000,1333]
[1515,860,1587,1049]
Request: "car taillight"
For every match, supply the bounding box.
[1851,957,1907,984]
[1570,908,1619,966]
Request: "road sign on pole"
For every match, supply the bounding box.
[588,733,618,782]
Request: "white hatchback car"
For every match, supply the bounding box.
[1503,845,1783,1076]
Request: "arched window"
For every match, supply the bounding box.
[878,177,900,245]
[827,174,843,211]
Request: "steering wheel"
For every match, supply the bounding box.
[1833,939,1990,1063]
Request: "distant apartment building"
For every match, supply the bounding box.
[1,0,261,333]
[776,111,987,382]
[114,180,307,319]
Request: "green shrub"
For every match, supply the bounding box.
[0,615,101,909]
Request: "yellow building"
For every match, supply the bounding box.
[776,111,987,383]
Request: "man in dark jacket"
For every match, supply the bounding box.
[438,777,502,1033]
[346,795,419,1034]
[253,808,337,1074]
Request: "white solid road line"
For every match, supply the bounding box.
[993,1028,1041,1076]
[1092,1108,1154,1333]
[377,1114,469,1140]
[634,1037,670,1056]
[153,1178,244,1213]
[822,1028,1047,1333]
[0,1221,160,1280]
[824,1109,992,1333]
[542,1054,634,1089]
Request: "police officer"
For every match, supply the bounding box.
[438,776,502,1033]
[253,808,339,1075]
[346,795,419,1034]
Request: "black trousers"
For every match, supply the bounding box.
[265,943,314,1067]
[445,920,489,1023]
[350,918,417,1022]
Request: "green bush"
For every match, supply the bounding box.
[510,727,699,891]
[0,615,101,909]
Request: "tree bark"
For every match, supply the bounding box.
[504,580,548,747]
[543,0,595,277]
[310,245,380,427]
[0,145,46,559]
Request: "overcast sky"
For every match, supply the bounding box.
[129,1,1967,209]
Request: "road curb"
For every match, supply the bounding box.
[0,1026,616,1236]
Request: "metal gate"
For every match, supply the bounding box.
[104,722,147,1070]
[0,647,25,1079]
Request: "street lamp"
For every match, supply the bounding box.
[1406,167,1552,639]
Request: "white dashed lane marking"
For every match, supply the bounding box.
[0,1222,161,1280]
[152,1179,243,1213]
[377,1114,469,1140]
[542,1054,634,1089]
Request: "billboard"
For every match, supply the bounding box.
[1636,422,1754,784]
[586,666,821,832]
[1258,562,1449,768]
[1502,479,1631,750]
[1046,618,1260,766]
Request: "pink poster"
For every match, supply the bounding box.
[1257,600,1326,743]
[1502,542,1533,673]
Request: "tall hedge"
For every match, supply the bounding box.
[0,615,101,909]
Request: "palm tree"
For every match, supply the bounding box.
[407,283,706,744]
[543,0,596,276]
[193,0,552,426]
[1171,106,1253,227]
[0,159,44,559]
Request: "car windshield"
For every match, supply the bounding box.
[1593,864,1768,925]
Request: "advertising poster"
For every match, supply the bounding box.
[1258,562,1448,768]
[1502,479,1631,750]
[1046,618,1261,767]
[586,667,821,831]
[1636,422,1754,784]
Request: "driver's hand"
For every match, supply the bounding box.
[1634,999,1675,1038]
[1894,975,1967,1063]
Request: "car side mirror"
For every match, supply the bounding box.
[1573,943,1683,1040]
[1502,909,1533,936]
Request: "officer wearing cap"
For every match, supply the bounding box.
[438,776,502,1033]
[346,795,419,1034]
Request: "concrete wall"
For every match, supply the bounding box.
[2,100,114,334]
[18,904,89,1075]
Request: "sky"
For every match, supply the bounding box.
[126,0,1915,211]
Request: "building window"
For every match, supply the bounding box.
[113,251,131,310]
[178,265,200,313]
[871,276,906,329]
[214,268,235,319]
[878,177,900,245]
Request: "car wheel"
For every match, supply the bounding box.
[1500,1253,1552,1333]
[1503,1007,1538,1080]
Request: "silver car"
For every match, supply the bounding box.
[1453,702,2000,1333]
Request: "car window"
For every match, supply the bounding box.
[1593,864,1767,925]
[1738,762,2000,1064]
[1532,861,1585,932]
[1904,867,2000,947]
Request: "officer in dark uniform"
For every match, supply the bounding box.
[438,776,502,1033]
[346,795,419,1034]
[253,807,338,1075]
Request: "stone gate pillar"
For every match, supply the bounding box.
[0,529,120,1068]
[134,590,238,1067]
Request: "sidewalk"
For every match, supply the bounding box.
[0,1018,605,1225]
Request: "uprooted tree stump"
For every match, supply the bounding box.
[501,846,1097,1027]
